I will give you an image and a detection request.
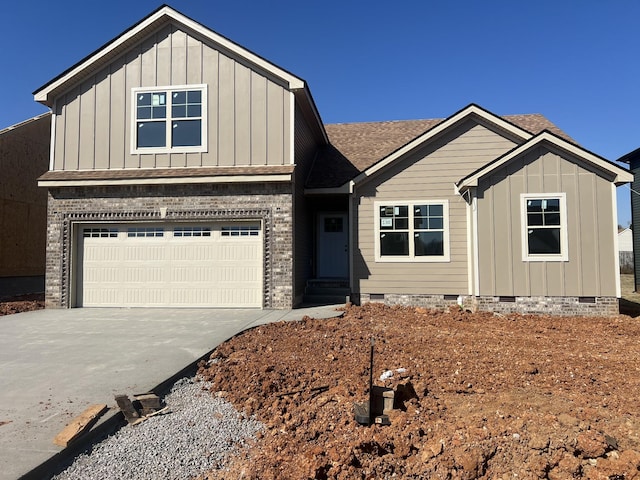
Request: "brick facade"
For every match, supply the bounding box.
[357,293,619,317]
[45,182,294,309]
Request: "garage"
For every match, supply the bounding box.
[76,222,263,308]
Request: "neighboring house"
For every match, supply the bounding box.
[618,147,640,287]
[0,113,51,299]
[618,227,633,273]
[35,6,632,316]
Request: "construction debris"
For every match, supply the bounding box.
[115,392,165,425]
[53,404,108,447]
[114,395,140,424]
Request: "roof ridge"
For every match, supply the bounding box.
[325,112,548,128]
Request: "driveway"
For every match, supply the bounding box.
[0,305,343,480]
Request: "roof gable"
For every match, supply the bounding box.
[34,5,306,106]
[308,104,572,190]
[456,130,633,191]
[349,104,534,187]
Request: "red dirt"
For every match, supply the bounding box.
[198,303,640,479]
[0,294,44,316]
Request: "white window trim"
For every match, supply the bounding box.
[130,84,208,155]
[374,200,450,263]
[520,193,568,262]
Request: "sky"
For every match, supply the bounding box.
[1,0,637,225]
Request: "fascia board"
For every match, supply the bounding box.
[457,131,634,191]
[34,6,304,105]
[348,104,533,188]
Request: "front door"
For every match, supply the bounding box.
[317,213,348,278]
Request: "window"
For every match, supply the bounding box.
[174,226,211,237]
[324,217,343,233]
[221,225,260,237]
[132,85,207,153]
[127,227,164,238]
[83,228,118,238]
[521,194,568,261]
[375,201,449,262]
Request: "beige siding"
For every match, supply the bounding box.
[477,147,618,297]
[354,119,517,296]
[51,23,291,171]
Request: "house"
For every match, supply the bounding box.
[35,6,632,316]
[618,147,640,287]
[0,113,51,299]
[618,227,633,273]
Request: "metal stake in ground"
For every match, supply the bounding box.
[354,337,377,425]
[368,337,374,426]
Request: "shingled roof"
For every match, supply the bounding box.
[306,113,573,189]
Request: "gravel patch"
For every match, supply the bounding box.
[52,377,263,480]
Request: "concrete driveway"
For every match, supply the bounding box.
[0,305,343,480]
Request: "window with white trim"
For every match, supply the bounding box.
[132,85,207,154]
[521,193,568,261]
[375,201,450,262]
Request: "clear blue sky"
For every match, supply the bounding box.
[1,1,637,225]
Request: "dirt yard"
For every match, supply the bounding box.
[198,303,640,479]
[0,293,44,316]
[3,283,640,478]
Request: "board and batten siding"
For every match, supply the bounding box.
[476,147,618,297]
[354,119,517,296]
[52,24,291,171]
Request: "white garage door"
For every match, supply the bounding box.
[78,222,263,308]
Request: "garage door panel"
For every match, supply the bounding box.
[79,222,263,308]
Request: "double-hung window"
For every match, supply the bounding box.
[521,193,568,261]
[132,85,207,154]
[375,200,450,262]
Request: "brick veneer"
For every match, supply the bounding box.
[45,182,294,309]
[357,293,619,317]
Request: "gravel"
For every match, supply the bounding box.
[52,377,263,480]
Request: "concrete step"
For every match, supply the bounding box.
[304,286,350,296]
[302,294,350,306]
[306,278,349,289]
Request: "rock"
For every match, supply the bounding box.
[576,431,608,458]
[420,438,444,461]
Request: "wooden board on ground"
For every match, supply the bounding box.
[53,404,108,447]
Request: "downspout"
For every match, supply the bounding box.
[472,188,480,297]
[48,102,56,171]
[455,183,478,298]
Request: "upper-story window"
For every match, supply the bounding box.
[131,85,207,154]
